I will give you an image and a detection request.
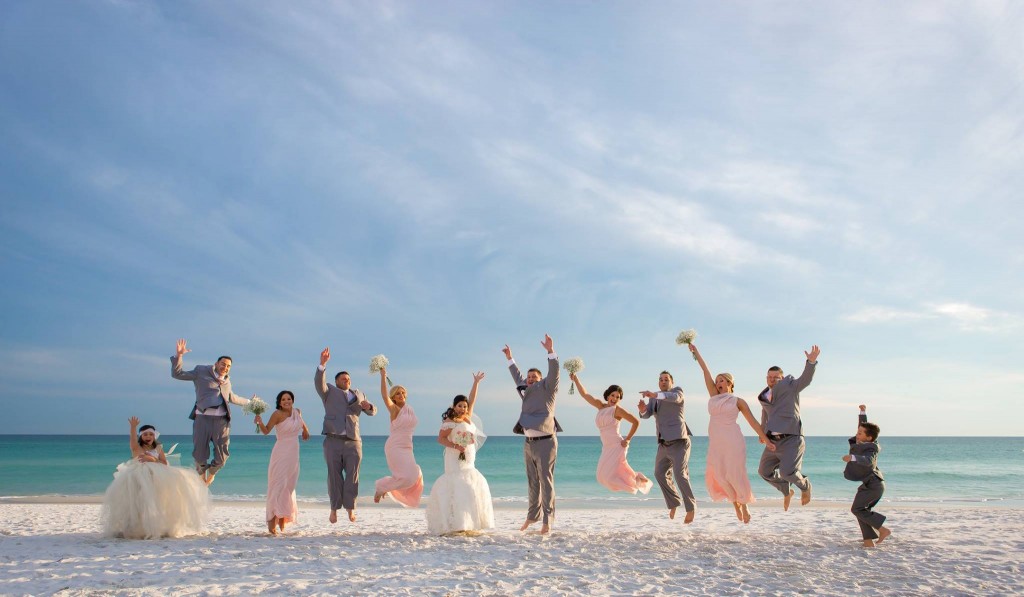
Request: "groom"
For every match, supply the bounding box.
[170,338,255,486]
[504,334,561,534]
[638,370,696,523]
[757,344,820,510]
[316,347,377,524]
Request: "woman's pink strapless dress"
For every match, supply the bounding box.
[706,393,755,504]
[375,405,424,508]
[595,406,652,495]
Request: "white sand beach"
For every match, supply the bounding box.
[1,501,1021,596]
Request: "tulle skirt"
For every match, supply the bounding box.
[100,460,211,539]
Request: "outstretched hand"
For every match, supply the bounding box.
[320,347,331,367]
[541,334,554,354]
[805,344,821,362]
[472,371,486,383]
[502,344,512,360]
[858,404,867,411]
[129,416,140,428]
[176,339,190,357]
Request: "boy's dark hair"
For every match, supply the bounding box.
[527,368,542,377]
[860,422,880,441]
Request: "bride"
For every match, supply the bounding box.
[425,371,494,535]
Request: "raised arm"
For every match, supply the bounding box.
[615,406,641,447]
[570,372,604,409]
[466,371,485,416]
[688,344,717,397]
[792,344,820,392]
[737,398,774,450]
[504,344,527,388]
[379,368,398,416]
[170,339,196,381]
[127,416,143,458]
[541,334,559,392]
[858,404,868,425]
[315,347,330,401]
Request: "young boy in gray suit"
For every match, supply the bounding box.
[842,404,892,547]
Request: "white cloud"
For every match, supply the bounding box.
[844,301,1022,332]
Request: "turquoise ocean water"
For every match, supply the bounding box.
[1,435,1021,507]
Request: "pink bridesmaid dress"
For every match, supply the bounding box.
[706,393,755,504]
[266,408,304,524]
[595,407,652,494]
[375,405,424,507]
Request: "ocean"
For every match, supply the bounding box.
[1,435,1021,507]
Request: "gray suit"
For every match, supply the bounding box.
[171,355,250,476]
[315,367,377,511]
[639,387,696,513]
[757,360,816,496]
[508,355,559,526]
[845,412,886,540]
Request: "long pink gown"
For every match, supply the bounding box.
[595,406,652,494]
[706,393,755,504]
[266,408,304,523]
[374,405,424,508]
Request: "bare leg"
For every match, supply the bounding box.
[329,509,338,524]
[520,518,538,531]
[783,488,794,511]
[683,508,695,524]
[741,504,751,524]
[267,518,277,534]
[347,509,356,522]
[668,507,677,520]
[374,491,387,504]
[877,526,891,543]
[278,518,286,532]
[733,503,743,521]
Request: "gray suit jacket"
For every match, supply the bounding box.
[315,367,376,440]
[758,360,816,435]
[638,386,692,441]
[845,412,884,481]
[171,355,250,422]
[509,356,560,435]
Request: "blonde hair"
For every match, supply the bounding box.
[716,372,735,392]
[388,385,407,401]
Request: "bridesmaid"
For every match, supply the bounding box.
[255,390,310,535]
[688,344,775,523]
[373,366,424,507]
[569,372,652,495]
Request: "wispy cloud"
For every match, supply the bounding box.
[844,301,1023,332]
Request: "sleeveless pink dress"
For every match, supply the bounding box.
[375,405,424,507]
[706,393,755,504]
[266,408,304,523]
[595,406,652,494]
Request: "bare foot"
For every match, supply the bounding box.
[204,473,216,487]
[801,479,812,506]
[877,526,891,543]
[329,510,338,524]
[863,539,875,548]
[278,519,286,532]
[683,509,695,524]
[347,509,356,523]
[519,519,538,532]
[668,507,677,520]
[267,519,277,535]
[540,524,550,535]
[733,503,743,521]
[783,489,795,511]
[741,504,751,524]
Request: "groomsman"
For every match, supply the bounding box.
[504,334,561,534]
[843,404,891,547]
[316,347,376,524]
[170,338,255,486]
[757,344,820,509]
[638,370,696,523]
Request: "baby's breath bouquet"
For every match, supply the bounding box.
[369,354,393,387]
[242,396,269,432]
[676,329,698,360]
[563,357,585,394]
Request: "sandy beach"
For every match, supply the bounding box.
[1,500,1021,596]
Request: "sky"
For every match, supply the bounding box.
[1,1,1021,436]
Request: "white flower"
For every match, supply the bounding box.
[563,357,585,374]
[675,329,698,346]
[242,396,268,416]
[369,354,389,373]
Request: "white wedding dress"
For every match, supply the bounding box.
[425,419,494,535]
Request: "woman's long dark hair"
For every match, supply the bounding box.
[276,390,295,410]
[442,395,469,421]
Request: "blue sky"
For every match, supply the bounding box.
[1,1,1021,436]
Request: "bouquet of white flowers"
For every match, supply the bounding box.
[450,429,474,460]
[242,396,269,432]
[369,354,393,387]
[563,357,585,394]
[676,329,698,360]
